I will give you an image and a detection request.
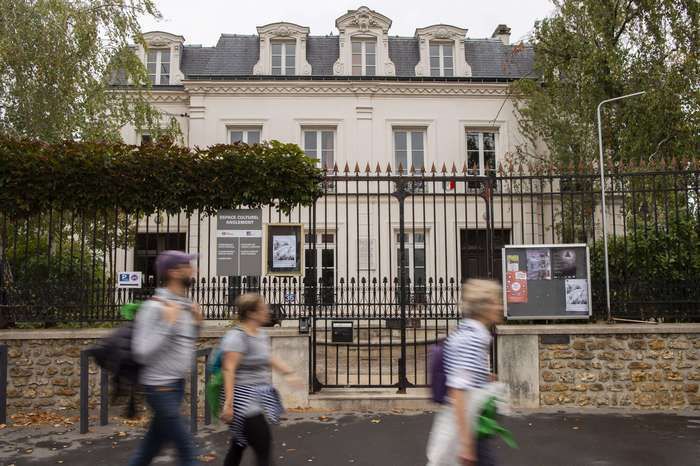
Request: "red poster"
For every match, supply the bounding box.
[506,271,528,303]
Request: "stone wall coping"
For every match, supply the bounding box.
[495,323,700,336]
[0,327,305,341]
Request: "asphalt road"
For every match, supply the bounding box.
[1,411,699,465]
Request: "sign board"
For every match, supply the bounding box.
[216,209,263,276]
[502,244,592,320]
[117,271,142,289]
[264,224,304,276]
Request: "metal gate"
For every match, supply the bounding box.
[307,172,495,391]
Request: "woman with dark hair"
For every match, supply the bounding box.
[219,293,302,466]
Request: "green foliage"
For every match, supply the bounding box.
[0,0,176,142]
[590,213,700,320]
[0,135,324,217]
[512,0,699,166]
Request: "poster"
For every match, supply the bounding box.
[565,279,589,312]
[506,271,528,303]
[272,235,297,268]
[553,249,577,279]
[117,271,142,288]
[526,249,551,280]
[216,209,263,276]
[506,254,520,272]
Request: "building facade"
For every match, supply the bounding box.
[117,6,545,290]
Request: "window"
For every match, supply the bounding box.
[466,131,497,176]
[140,133,152,145]
[351,39,376,76]
[393,129,425,172]
[303,129,335,169]
[396,231,427,303]
[430,43,454,77]
[271,41,296,75]
[305,233,335,305]
[146,49,170,85]
[134,232,186,284]
[229,127,262,144]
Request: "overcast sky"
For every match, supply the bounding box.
[140,0,556,46]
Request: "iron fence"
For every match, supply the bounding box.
[1,167,697,325]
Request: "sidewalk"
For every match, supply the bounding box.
[1,410,698,465]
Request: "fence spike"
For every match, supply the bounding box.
[409,163,415,174]
[441,163,448,174]
[386,162,392,174]
[375,162,382,174]
[354,162,361,174]
[343,162,350,174]
[430,162,437,174]
[333,162,339,174]
[462,161,469,174]
[639,158,647,170]
[497,162,505,176]
[365,163,371,174]
[398,162,404,174]
[670,156,678,169]
[451,162,458,174]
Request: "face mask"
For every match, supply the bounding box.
[179,276,194,288]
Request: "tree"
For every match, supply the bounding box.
[0,0,177,143]
[512,0,699,167]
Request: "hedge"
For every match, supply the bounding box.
[0,136,324,217]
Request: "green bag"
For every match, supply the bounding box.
[477,396,518,448]
[206,370,224,419]
[120,301,142,320]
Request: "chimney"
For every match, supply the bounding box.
[492,24,511,45]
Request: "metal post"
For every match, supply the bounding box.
[0,345,7,425]
[596,91,646,322]
[99,367,109,426]
[79,349,89,434]
[190,352,199,434]
[392,184,410,393]
[203,350,211,426]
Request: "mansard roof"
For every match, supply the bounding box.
[179,34,535,80]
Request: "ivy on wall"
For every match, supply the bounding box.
[0,136,324,217]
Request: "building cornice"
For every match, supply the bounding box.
[181,80,511,97]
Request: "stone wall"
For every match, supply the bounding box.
[497,324,700,410]
[0,327,309,415]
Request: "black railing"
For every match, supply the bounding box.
[1,168,698,326]
[0,344,7,425]
[78,347,213,434]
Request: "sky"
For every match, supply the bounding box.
[140,0,556,46]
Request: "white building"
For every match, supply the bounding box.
[117,6,544,290]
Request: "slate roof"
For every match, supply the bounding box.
[176,34,535,80]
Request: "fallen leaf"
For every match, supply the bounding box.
[370,419,381,424]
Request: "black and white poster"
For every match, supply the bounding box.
[553,249,577,279]
[526,249,552,280]
[272,235,297,269]
[265,224,304,275]
[565,279,589,312]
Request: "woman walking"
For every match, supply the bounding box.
[219,293,302,466]
[427,279,504,466]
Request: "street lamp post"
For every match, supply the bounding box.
[596,91,645,322]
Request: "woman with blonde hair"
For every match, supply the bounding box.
[219,293,302,466]
[427,279,504,466]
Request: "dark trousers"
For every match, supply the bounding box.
[477,438,495,466]
[224,414,272,466]
[128,380,198,466]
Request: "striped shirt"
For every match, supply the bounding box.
[444,319,492,391]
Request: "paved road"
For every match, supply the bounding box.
[1,411,699,465]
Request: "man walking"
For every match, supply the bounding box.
[129,250,202,466]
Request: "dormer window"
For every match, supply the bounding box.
[271,40,296,75]
[415,25,470,77]
[147,49,170,85]
[351,39,376,76]
[429,43,454,77]
[333,7,395,77]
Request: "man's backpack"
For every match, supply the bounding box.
[429,338,448,404]
[90,301,145,417]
